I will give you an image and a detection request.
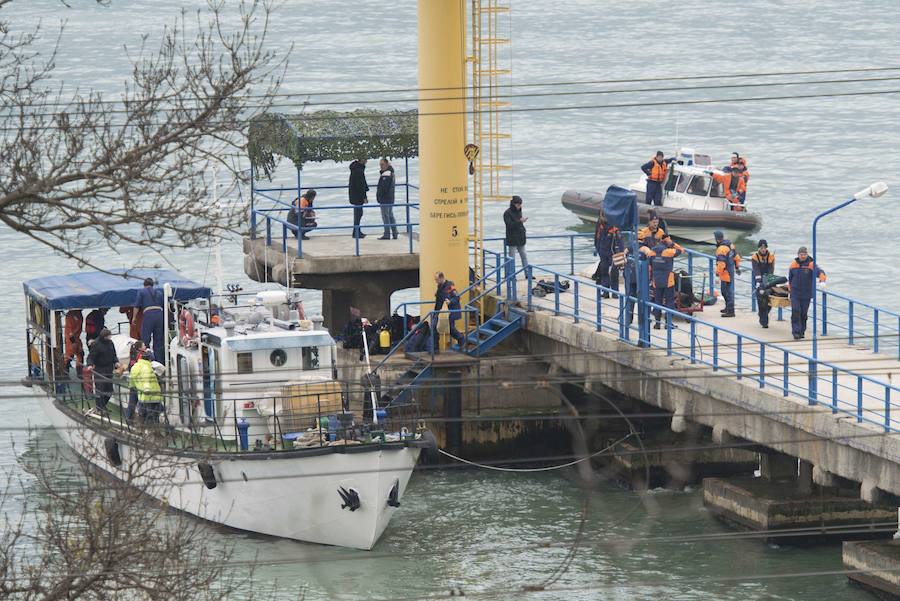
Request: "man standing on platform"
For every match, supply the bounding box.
[503,195,528,270]
[348,158,369,238]
[751,239,775,328]
[714,230,741,318]
[376,158,398,240]
[788,246,826,340]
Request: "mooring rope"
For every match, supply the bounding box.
[436,432,634,473]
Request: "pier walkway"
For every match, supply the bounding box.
[463,234,900,499]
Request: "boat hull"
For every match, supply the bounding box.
[561,189,762,244]
[37,394,420,550]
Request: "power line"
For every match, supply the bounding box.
[11,73,900,117]
[24,64,900,107]
[4,86,900,134]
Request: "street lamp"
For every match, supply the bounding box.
[811,181,888,369]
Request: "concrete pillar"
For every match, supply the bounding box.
[813,465,838,488]
[671,405,687,433]
[759,451,797,482]
[318,271,417,333]
[861,478,883,504]
[417,0,469,306]
[798,460,813,496]
[712,424,733,445]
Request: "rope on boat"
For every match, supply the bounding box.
[436,433,634,473]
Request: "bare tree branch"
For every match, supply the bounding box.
[0,0,289,268]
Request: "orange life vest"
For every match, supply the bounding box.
[648,158,667,182]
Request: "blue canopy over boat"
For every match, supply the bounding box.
[23,269,211,310]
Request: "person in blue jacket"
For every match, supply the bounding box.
[788,246,826,340]
[592,211,624,297]
[136,277,165,364]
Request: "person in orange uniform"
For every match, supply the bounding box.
[751,239,775,328]
[709,167,747,210]
[64,309,84,366]
[714,230,741,317]
[637,210,668,246]
[641,151,674,206]
[788,246,826,340]
[643,237,684,329]
[119,306,143,339]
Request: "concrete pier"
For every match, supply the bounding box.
[243,235,418,332]
[703,477,896,543]
[844,540,900,599]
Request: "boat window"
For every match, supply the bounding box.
[675,174,690,193]
[302,346,320,371]
[237,352,253,374]
[710,179,725,198]
[687,175,710,195]
[270,348,287,367]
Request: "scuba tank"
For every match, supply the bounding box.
[378,328,391,350]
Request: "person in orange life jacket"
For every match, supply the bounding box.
[64,309,84,366]
[637,210,669,246]
[376,158,398,240]
[641,151,675,206]
[642,237,684,329]
[751,239,775,328]
[136,277,166,364]
[288,189,318,240]
[85,307,108,345]
[591,211,624,296]
[714,230,742,317]
[348,158,369,238]
[709,167,747,209]
[788,246,826,340]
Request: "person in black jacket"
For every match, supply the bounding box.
[348,158,369,238]
[503,195,528,270]
[87,328,119,411]
[376,158,397,240]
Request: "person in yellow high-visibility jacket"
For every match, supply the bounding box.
[129,349,163,424]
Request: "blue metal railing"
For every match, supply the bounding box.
[249,162,420,258]
[485,233,900,359]
[514,260,900,432]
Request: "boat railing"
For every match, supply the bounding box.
[52,371,420,453]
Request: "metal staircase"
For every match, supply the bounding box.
[455,308,522,356]
[384,357,433,408]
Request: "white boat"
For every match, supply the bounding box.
[561,148,763,244]
[22,269,427,550]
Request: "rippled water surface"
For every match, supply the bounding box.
[3,1,899,598]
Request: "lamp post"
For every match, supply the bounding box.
[809,181,888,400]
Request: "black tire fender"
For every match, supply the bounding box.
[104,437,122,468]
[197,462,217,490]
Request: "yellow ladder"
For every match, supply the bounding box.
[467,0,512,318]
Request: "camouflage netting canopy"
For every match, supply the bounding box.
[248,110,418,179]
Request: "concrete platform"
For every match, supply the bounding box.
[608,435,758,489]
[844,540,900,600]
[244,235,419,332]
[703,477,896,543]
